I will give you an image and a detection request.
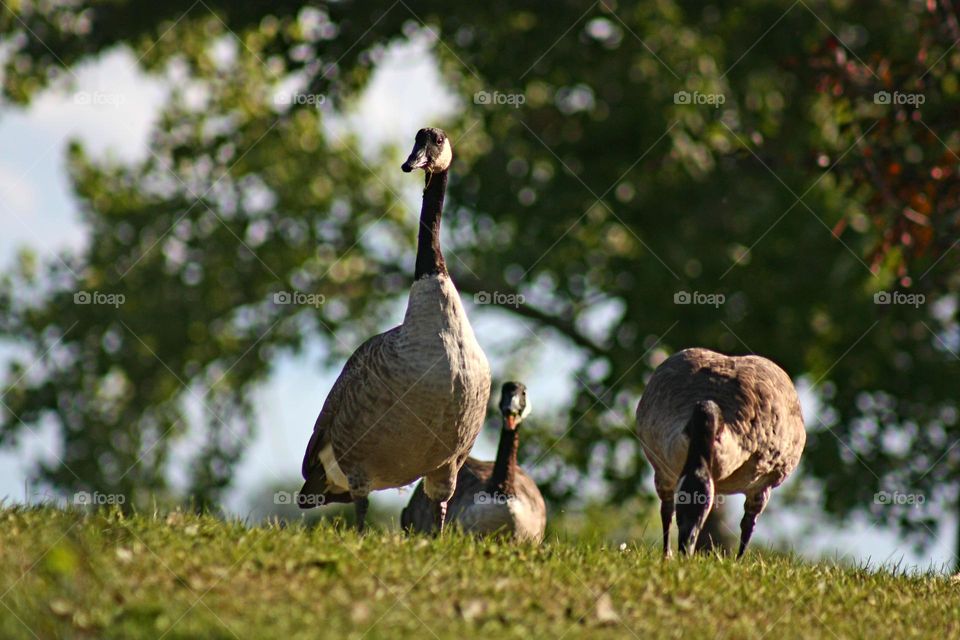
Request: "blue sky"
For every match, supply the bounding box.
[0,40,954,571]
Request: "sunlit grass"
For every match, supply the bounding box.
[0,505,956,639]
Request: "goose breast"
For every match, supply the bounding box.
[330,275,491,489]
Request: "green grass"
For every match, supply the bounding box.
[1,506,957,639]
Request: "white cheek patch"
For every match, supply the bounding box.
[505,393,531,423]
[432,139,453,172]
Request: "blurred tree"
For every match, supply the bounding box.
[1,1,959,561]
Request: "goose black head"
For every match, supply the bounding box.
[401,127,453,174]
[499,381,530,431]
[676,400,723,556]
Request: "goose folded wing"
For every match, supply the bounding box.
[301,327,401,479]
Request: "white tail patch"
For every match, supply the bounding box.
[320,444,350,491]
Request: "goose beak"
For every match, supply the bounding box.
[503,414,518,431]
[401,143,429,172]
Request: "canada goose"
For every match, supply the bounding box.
[635,348,805,557]
[401,382,547,543]
[298,128,491,532]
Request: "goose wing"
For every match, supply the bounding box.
[301,326,401,481]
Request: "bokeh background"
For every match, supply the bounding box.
[1,0,959,570]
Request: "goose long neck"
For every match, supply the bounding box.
[414,170,448,280]
[490,422,520,496]
[682,424,715,478]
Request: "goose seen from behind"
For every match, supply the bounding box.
[401,381,547,543]
[297,127,491,532]
[635,348,805,557]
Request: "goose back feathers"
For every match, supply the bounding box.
[635,347,805,556]
[636,348,805,492]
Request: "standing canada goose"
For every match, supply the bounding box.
[635,348,805,557]
[297,127,491,532]
[401,382,547,543]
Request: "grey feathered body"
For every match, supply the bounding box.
[635,348,805,495]
[401,458,547,543]
[302,274,491,497]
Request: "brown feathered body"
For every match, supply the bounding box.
[300,274,491,503]
[636,348,805,497]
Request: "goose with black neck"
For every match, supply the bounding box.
[401,382,547,543]
[298,127,491,534]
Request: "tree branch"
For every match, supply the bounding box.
[453,274,608,358]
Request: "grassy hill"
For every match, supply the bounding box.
[0,506,957,639]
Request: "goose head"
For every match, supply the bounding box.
[499,381,531,431]
[676,400,723,556]
[401,127,453,174]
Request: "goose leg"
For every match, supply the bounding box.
[738,487,771,558]
[424,464,457,537]
[347,473,372,534]
[354,496,370,533]
[432,500,448,536]
[655,476,675,558]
